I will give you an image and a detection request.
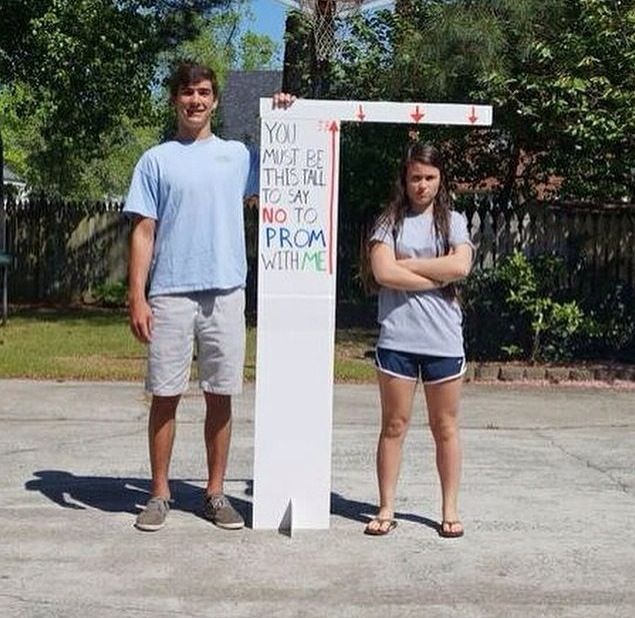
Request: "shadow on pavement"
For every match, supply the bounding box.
[24,471,439,531]
[24,470,252,525]
[330,491,439,530]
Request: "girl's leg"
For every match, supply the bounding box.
[423,377,463,536]
[367,371,417,533]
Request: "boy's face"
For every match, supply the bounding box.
[172,79,218,133]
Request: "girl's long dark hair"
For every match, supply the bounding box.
[361,142,456,299]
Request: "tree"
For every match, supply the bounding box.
[282,10,314,96]
[239,32,281,71]
[0,0,229,197]
[477,0,635,201]
[327,0,635,202]
[169,5,280,79]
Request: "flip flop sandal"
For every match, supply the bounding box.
[438,520,464,538]
[364,517,397,536]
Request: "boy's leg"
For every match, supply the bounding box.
[203,392,232,496]
[145,294,197,493]
[196,289,245,529]
[149,394,180,499]
[136,394,180,531]
[196,288,245,485]
[202,393,243,529]
[136,294,196,530]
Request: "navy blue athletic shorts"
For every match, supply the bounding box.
[375,347,466,384]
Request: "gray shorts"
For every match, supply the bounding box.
[146,288,246,397]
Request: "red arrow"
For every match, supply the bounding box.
[468,106,479,124]
[410,105,424,123]
[327,121,339,275]
[356,104,366,121]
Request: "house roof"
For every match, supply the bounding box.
[3,165,25,185]
[219,70,283,146]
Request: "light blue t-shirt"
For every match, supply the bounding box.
[123,135,258,297]
[370,210,473,357]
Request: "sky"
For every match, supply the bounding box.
[249,0,289,47]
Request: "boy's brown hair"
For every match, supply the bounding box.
[168,62,219,99]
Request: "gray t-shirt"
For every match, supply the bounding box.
[370,210,473,357]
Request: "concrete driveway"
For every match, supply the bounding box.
[1,380,633,617]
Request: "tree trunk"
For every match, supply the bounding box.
[501,141,521,204]
[282,11,311,96]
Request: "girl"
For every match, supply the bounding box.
[364,142,473,538]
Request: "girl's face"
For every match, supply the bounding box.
[405,161,441,212]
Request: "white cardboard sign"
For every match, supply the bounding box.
[253,98,492,531]
[253,114,340,531]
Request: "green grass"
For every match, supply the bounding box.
[0,308,377,383]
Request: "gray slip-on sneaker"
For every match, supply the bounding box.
[203,493,244,530]
[135,496,170,531]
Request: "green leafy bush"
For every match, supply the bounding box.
[462,252,534,360]
[92,280,127,308]
[579,282,635,362]
[463,252,587,362]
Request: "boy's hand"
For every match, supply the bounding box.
[272,92,297,109]
[129,298,153,344]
